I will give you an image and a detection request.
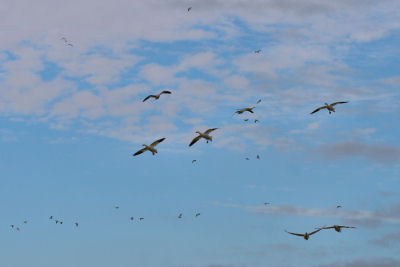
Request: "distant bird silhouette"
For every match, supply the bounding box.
[192,160,197,163]
[254,119,259,123]
[254,50,261,53]
[130,217,134,221]
[235,106,255,115]
[60,37,74,47]
[336,205,342,209]
[189,128,218,146]
[187,7,192,12]
[317,225,356,232]
[244,119,249,121]
[49,216,53,220]
[139,217,144,221]
[264,202,270,205]
[256,155,260,159]
[55,220,59,224]
[285,229,321,240]
[133,138,166,156]
[178,213,182,219]
[60,221,63,225]
[195,213,201,217]
[142,90,171,102]
[310,102,348,114]
[16,227,20,231]
[10,224,14,228]
[115,206,119,209]
[75,222,79,227]
[256,99,262,104]
[245,157,249,160]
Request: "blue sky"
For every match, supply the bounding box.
[1,1,400,266]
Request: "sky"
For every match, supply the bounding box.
[1,0,400,266]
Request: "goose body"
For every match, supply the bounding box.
[142,90,171,102]
[189,128,218,146]
[311,102,348,114]
[133,138,166,156]
[235,106,255,115]
[285,229,321,240]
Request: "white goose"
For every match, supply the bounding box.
[311,102,348,114]
[189,128,218,146]
[133,138,166,156]
[235,105,255,115]
[142,90,171,102]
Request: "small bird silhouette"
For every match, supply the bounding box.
[244,119,249,121]
[49,216,53,220]
[189,128,218,146]
[245,157,250,160]
[16,227,20,231]
[285,229,321,240]
[310,102,348,114]
[23,221,28,224]
[130,217,134,221]
[264,202,270,205]
[178,213,182,219]
[142,90,172,102]
[256,155,260,159]
[317,225,356,232]
[195,213,201,217]
[133,138,166,156]
[187,7,192,12]
[336,205,342,208]
[254,119,259,123]
[60,221,63,225]
[115,206,119,209]
[235,106,255,115]
[192,160,197,163]
[254,50,261,53]
[256,99,262,104]
[10,224,14,228]
[139,217,144,221]
[55,220,59,224]
[75,222,79,227]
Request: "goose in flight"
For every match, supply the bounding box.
[23,221,28,224]
[192,160,197,163]
[55,220,59,224]
[75,222,79,227]
[189,128,218,146]
[187,7,192,12]
[254,119,259,123]
[235,106,255,115]
[133,138,166,156]
[139,217,144,221]
[178,213,182,219]
[114,206,119,209]
[256,99,262,104]
[195,213,201,217]
[254,50,261,53]
[285,229,321,240]
[10,224,14,228]
[336,205,342,209]
[256,155,260,159]
[245,157,250,160]
[60,221,63,225]
[318,225,356,232]
[244,119,249,122]
[310,102,348,114]
[130,217,134,221]
[49,216,53,220]
[142,90,171,102]
[264,202,270,205]
[16,227,20,231]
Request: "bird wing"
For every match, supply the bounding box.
[150,137,166,147]
[318,226,334,230]
[142,95,156,102]
[310,106,326,114]
[189,135,202,146]
[285,230,304,237]
[160,90,172,95]
[204,128,218,134]
[338,225,356,229]
[331,101,348,106]
[133,147,147,156]
[309,228,322,235]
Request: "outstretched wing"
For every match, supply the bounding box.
[160,90,172,95]
[309,228,322,235]
[331,101,348,106]
[189,136,201,147]
[204,128,218,134]
[316,226,333,230]
[150,138,166,147]
[143,95,156,102]
[338,225,356,229]
[133,147,148,156]
[310,106,326,114]
[285,230,304,237]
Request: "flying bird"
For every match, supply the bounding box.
[75,222,79,227]
[23,221,27,224]
[310,102,348,114]
[60,37,74,47]
[189,128,218,146]
[235,106,255,115]
[192,160,197,163]
[318,225,356,232]
[139,217,144,221]
[245,157,250,160]
[336,205,342,209]
[10,225,14,228]
[256,155,260,159]
[254,50,261,53]
[254,119,259,123]
[264,202,270,205]
[244,119,249,122]
[187,7,192,12]
[115,206,119,209]
[142,90,171,102]
[178,213,182,219]
[130,217,134,221]
[256,99,262,104]
[285,229,321,240]
[49,216,53,220]
[55,220,59,224]
[16,227,20,231]
[133,137,166,156]
[60,221,63,225]
[195,213,201,217]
